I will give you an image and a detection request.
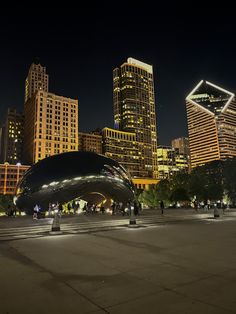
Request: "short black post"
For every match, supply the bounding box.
[128,205,137,228]
[50,211,62,234]
[214,207,220,218]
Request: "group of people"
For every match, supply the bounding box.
[6,204,17,217]
[48,200,79,216]
[33,202,62,219]
[82,202,106,215]
[32,198,145,219]
[192,199,228,211]
[111,200,142,216]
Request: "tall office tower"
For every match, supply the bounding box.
[113,57,158,178]
[25,63,49,103]
[172,137,190,171]
[0,108,24,164]
[79,131,102,154]
[171,137,189,156]
[102,127,140,178]
[23,91,78,164]
[186,80,236,169]
[0,127,3,160]
[157,146,189,179]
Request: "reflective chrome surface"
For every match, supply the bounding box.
[15,152,135,213]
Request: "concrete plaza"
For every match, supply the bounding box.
[0,212,236,313]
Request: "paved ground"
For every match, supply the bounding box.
[0,209,236,313]
[0,208,233,229]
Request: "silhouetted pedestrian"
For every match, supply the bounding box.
[111,201,116,215]
[127,201,132,216]
[58,203,63,217]
[160,200,164,215]
[33,204,39,219]
[134,201,139,216]
[100,205,105,214]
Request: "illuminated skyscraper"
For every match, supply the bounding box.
[102,127,140,178]
[23,91,78,164]
[171,137,190,171]
[25,62,49,103]
[171,137,189,156]
[113,58,158,178]
[157,146,188,179]
[186,80,236,168]
[0,108,24,164]
[79,131,102,154]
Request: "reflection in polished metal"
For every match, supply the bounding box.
[15,151,135,213]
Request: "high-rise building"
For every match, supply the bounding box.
[0,108,24,164]
[25,63,49,103]
[171,137,189,156]
[79,131,102,154]
[23,91,78,164]
[0,163,30,195]
[186,80,236,168]
[171,137,190,171]
[102,127,140,178]
[113,57,158,178]
[0,127,3,160]
[157,146,188,179]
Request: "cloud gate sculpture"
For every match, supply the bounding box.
[15,152,135,213]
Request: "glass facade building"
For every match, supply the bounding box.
[113,58,158,178]
[0,108,24,164]
[157,146,188,179]
[186,80,236,168]
[102,127,140,178]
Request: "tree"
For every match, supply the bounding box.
[170,188,190,203]
[169,172,190,205]
[0,194,13,213]
[189,172,208,202]
[223,158,236,205]
[155,179,171,204]
[138,185,160,209]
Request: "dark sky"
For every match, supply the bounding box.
[1,4,236,145]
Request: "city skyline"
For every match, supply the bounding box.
[1,6,236,145]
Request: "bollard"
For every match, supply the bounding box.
[50,212,62,234]
[214,207,220,218]
[128,206,138,228]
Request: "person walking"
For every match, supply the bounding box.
[100,205,105,214]
[160,200,165,215]
[33,204,39,220]
[127,201,132,216]
[67,202,71,214]
[134,201,139,216]
[48,203,52,216]
[58,202,63,217]
[111,201,116,215]
[75,200,79,214]
[6,204,12,217]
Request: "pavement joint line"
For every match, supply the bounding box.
[56,278,110,314]
[170,286,236,313]
[104,289,168,311]
[3,243,111,314]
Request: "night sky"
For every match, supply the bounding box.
[1,5,236,145]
